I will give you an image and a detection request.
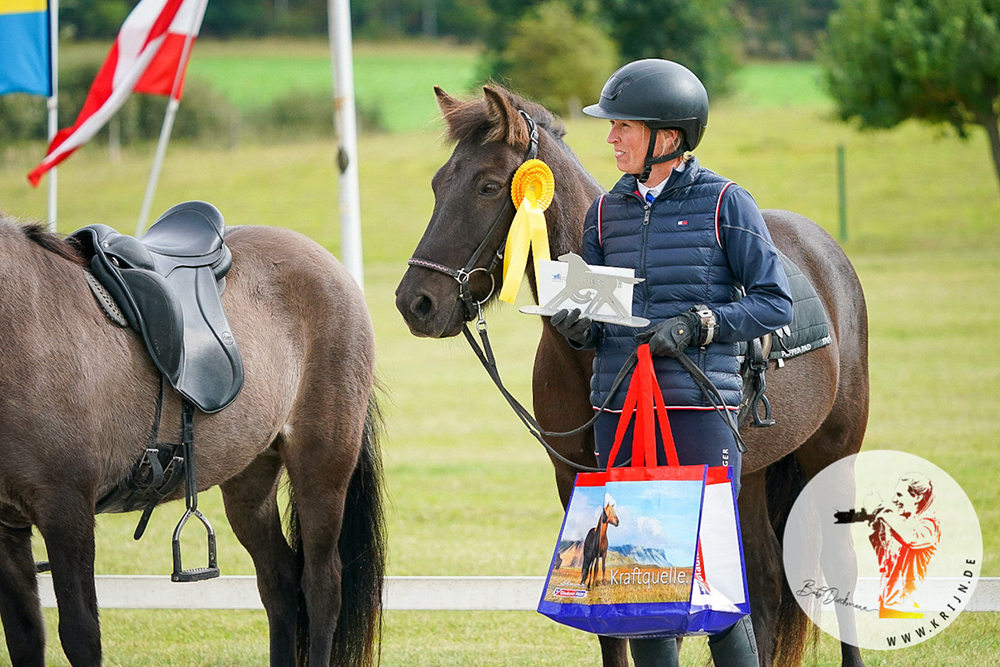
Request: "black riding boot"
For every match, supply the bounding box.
[707,615,758,667]
[628,637,679,667]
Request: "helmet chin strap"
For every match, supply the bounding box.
[637,127,686,184]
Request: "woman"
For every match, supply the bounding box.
[550,59,793,667]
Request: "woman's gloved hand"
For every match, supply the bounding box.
[643,311,700,358]
[549,308,594,347]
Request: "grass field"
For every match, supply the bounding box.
[1,39,998,665]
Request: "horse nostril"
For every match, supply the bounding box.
[412,294,434,319]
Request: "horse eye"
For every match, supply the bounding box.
[479,182,502,196]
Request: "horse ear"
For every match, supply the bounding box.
[435,86,460,115]
[483,85,529,150]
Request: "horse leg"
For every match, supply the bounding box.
[795,428,868,667]
[34,493,101,667]
[221,448,298,667]
[739,470,781,666]
[282,387,381,667]
[0,521,45,666]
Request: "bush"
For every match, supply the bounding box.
[0,60,238,146]
[499,1,618,117]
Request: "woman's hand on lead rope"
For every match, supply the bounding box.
[642,306,718,358]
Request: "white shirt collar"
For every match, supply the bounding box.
[636,161,686,200]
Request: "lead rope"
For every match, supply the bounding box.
[461,306,637,473]
[461,306,748,470]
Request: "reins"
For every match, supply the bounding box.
[462,308,636,473]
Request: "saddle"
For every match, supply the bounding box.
[739,250,833,428]
[72,200,244,413]
[76,201,243,582]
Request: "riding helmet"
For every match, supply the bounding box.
[583,59,709,152]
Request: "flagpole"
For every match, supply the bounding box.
[135,0,206,236]
[46,0,59,233]
[328,0,364,290]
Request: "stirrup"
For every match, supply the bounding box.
[170,402,220,582]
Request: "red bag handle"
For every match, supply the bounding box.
[605,344,680,470]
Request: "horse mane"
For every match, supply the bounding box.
[439,83,567,148]
[11,218,86,265]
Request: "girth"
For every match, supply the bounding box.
[72,200,244,413]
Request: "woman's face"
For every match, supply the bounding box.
[606,120,650,174]
[606,121,680,176]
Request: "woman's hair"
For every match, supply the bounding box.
[899,472,934,513]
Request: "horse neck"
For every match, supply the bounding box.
[525,135,604,301]
[0,227,84,326]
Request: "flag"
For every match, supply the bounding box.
[27,0,207,186]
[0,0,51,96]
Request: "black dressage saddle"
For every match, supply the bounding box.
[72,200,244,413]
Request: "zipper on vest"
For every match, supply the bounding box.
[639,203,652,318]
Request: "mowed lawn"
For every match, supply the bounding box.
[0,40,998,665]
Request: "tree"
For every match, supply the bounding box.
[821,0,1000,192]
[602,0,741,96]
[501,1,618,116]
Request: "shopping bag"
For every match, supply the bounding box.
[537,344,750,638]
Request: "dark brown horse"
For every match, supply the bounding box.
[0,217,384,667]
[395,85,870,667]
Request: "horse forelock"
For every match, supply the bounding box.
[440,84,565,150]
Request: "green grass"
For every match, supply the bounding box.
[186,38,481,132]
[1,44,999,665]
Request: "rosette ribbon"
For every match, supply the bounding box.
[499,159,555,303]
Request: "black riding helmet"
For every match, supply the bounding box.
[584,59,709,183]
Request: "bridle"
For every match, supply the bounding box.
[407,109,540,322]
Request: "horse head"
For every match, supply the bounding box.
[604,502,619,527]
[395,85,599,338]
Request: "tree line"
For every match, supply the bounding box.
[65,0,834,59]
[44,0,1000,193]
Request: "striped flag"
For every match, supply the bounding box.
[0,0,51,96]
[28,0,207,186]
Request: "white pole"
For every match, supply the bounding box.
[46,0,59,233]
[327,0,364,290]
[136,97,180,235]
[135,0,207,235]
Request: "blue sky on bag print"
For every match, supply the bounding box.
[563,480,703,565]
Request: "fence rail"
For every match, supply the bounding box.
[36,575,1000,612]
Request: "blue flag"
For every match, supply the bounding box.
[0,0,52,96]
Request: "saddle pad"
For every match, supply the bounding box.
[769,251,832,361]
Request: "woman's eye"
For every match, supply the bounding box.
[480,182,502,196]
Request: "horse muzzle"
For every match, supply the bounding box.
[395,266,467,338]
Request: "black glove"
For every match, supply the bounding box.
[644,311,701,358]
[550,308,593,347]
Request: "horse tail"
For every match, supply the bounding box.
[765,452,816,667]
[291,390,387,667]
[332,392,387,667]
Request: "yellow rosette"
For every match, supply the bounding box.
[499,159,554,303]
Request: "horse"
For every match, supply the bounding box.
[0,215,385,667]
[395,85,870,667]
[581,497,619,589]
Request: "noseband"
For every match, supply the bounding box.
[407,109,540,321]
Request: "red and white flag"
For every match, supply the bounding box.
[28,0,207,186]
